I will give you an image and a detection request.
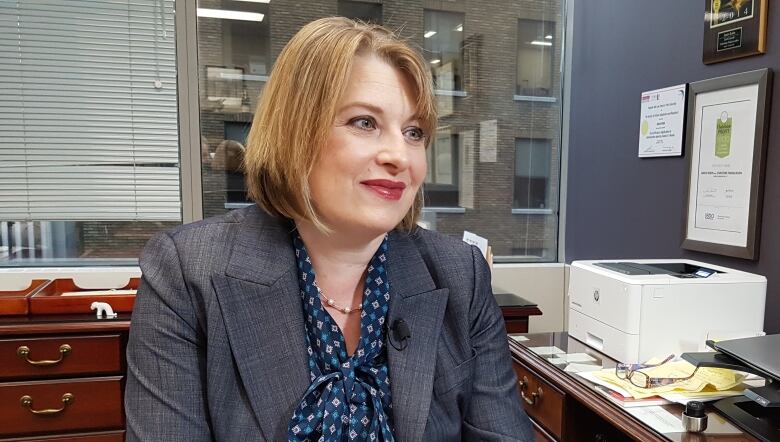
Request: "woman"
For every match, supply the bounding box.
[125,17,532,441]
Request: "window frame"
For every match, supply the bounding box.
[424,131,461,208]
[177,0,573,264]
[513,138,553,211]
[423,9,466,93]
[0,0,572,266]
[515,18,557,99]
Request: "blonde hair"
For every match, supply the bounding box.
[244,17,437,232]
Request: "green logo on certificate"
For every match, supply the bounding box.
[715,117,732,158]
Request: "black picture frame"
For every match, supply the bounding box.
[682,68,772,259]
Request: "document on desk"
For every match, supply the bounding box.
[592,360,745,399]
[577,371,632,397]
[627,406,684,433]
[528,346,566,356]
[660,388,745,404]
[548,353,597,364]
[564,362,602,373]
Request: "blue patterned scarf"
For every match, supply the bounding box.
[288,233,395,442]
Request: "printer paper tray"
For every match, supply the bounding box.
[568,309,640,363]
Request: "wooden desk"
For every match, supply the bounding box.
[495,292,542,333]
[0,314,130,441]
[509,332,757,442]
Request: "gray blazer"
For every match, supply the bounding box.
[125,206,533,441]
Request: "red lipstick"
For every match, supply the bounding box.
[361,179,406,200]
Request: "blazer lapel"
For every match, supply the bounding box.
[212,209,309,442]
[386,231,449,442]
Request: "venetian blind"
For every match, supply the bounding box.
[0,0,181,221]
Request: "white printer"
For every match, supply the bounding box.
[568,259,766,363]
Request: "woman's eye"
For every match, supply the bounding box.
[404,127,425,142]
[350,117,376,130]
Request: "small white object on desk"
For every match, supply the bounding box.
[529,346,566,356]
[91,301,118,319]
[564,362,602,373]
[462,231,488,257]
[548,352,597,364]
[627,406,684,433]
[462,231,493,270]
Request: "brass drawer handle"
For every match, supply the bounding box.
[519,376,543,406]
[20,393,74,415]
[17,344,72,366]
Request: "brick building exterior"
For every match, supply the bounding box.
[78,0,562,261]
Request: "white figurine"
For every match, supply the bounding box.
[91,301,118,319]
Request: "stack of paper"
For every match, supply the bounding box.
[593,360,745,399]
[593,385,671,408]
[577,358,755,406]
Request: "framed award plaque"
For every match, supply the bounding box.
[703,0,768,64]
[682,69,772,259]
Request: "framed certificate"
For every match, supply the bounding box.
[638,84,687,158]
[703,0,768,64]
[682,69,772,259]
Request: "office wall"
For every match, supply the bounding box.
[566,1,780,332]
[493,263,566,332]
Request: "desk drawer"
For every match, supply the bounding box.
[0,335,121,380]
[0,376,123,437]
[514,362,565,440]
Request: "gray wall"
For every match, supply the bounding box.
[566,1,780,333]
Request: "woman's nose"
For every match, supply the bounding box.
[376,133,410,171]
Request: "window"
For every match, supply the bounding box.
[1,0,566,266]
[423,10,465,92]
[197,0,270,217]
[517,19,556,97]
[514,139,552,209]
[194,1,564,262]
[0,0,180,264]
[338,1,383,24]
[425,131,460,207]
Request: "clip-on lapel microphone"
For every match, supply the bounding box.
[389,319,411,351]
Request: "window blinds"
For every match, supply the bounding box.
[0,0,181,221]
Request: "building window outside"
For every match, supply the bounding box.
[196,2,565,262]
[423,10,465,92]
[425,131,460,207]
[517,19,556,97]
[514,139,552,209]
[338,1,383,24]
[198,0,270,217]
